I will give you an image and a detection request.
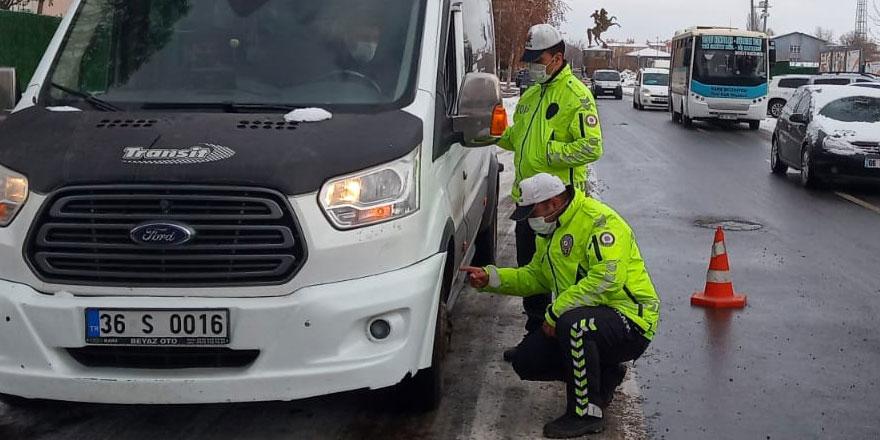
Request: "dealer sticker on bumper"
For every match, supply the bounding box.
[85,309,230,346]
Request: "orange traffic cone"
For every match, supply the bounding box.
[691,227,747,308]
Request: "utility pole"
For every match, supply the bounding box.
[758,0,771,33]
[749,0,756,31]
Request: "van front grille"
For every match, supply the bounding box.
[26,185,306,287]
[67,347,260,369]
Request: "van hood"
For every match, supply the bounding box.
[0,107,422,195]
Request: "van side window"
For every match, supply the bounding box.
[443,21,459,115]
[433,16,461,160]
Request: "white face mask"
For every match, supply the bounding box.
[529,62,552,84]
[528,216,558,236]
[351,42,378,63]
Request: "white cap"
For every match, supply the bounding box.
[510,173,567,221]
[521,24,564,62]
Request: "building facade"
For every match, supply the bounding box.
[771,32,832,63]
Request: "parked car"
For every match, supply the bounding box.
[771,85,880,187]
[633,68,669,110]
[0,0,503,409]
[516,69,535,95]
[767,74,813,118]
[811,72,879,85]
[591,69,623,99]
[851,82,880,89]
[767,73,879,118]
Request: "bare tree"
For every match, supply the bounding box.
[0,0,31,9]
[814,26,834,42]
[0,0,53,12]
[840,30,879,60]
[493,0,570,80]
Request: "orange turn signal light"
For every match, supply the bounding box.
[491,104,508,136]
[357,205,394,223]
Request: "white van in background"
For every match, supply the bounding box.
[633,68,670,110]
[0,0,504,410]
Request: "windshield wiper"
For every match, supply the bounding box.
[140,102,301,113]
[49,82,122,112]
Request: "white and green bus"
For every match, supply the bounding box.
[669,26,770,130]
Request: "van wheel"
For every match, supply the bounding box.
[397,296,450,412]
[748,120,761,131]
[681,111,693,128]
[471,176,499,267]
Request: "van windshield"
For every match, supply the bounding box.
[44,0,426,110]
[594,71,620,81]
[643,73,669,86]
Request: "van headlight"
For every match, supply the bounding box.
[319,147,420,229]
[0,164,28,227]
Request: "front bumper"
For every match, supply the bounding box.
[0,254,445,404]
[594,86,622,96]
[640,95,669,107]
[813,151,880,182]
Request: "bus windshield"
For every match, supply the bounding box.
[43,0,426,110]
[693,36,766,87]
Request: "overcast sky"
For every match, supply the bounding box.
[559,0,868,45]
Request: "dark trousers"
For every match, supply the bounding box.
[511,306,650,416]
[515,221,552,333]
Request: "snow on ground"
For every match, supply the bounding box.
[760,117,777,135]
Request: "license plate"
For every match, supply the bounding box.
[866,158,880,169]
[85,309,230,346]
[719,114,737,120]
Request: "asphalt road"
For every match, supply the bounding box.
[2,96,879,440]
[594,97,880,440]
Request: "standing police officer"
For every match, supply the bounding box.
[461,174,659,438]
[497,24,604,355]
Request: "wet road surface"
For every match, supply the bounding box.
[595,98,880,440]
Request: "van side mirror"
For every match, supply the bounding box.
[0,67,19,112]
[453,72,505,148]
[790,113,807,124]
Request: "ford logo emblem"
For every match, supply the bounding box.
[130,222,195,247]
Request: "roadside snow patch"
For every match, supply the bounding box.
[760,118,777,134]
[284,108,332,123]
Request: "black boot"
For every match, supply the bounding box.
[543,413,605,438]
[600,363,627,408]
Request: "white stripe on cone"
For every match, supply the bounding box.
[712,242,727,257]
[706,269,732,283]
